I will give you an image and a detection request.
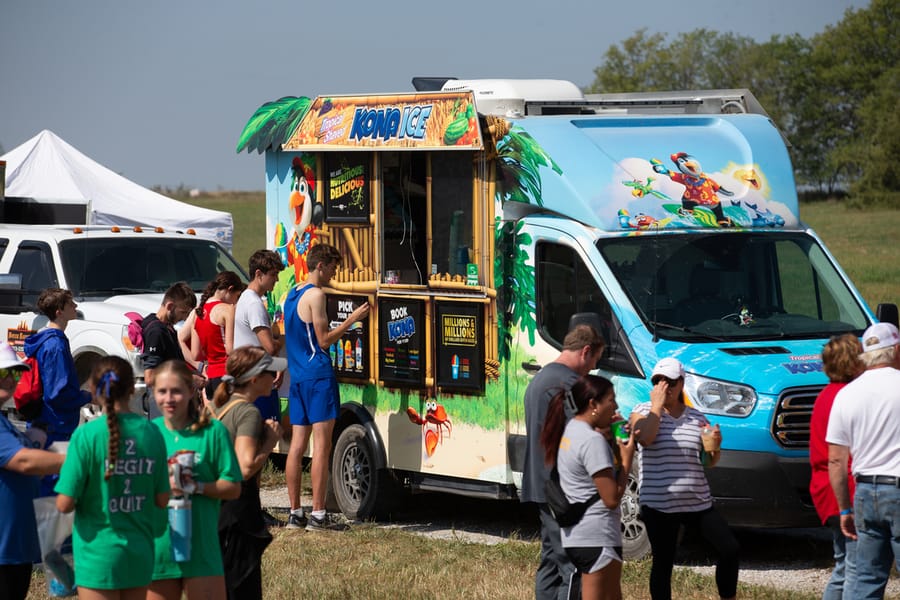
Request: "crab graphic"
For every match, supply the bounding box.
[407,401,453,457]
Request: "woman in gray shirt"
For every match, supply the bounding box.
[540,375,637,599]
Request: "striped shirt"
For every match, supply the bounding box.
[633,401,712,513]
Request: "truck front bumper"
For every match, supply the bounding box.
[705,449,818,528]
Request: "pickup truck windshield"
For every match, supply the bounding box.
[597,232,869,342]
[60,237,247,296]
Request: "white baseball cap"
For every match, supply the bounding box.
[651,357,685,382]
[861,322,900,352]
[0,342,29,371]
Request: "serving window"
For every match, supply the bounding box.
[380,152,428,285]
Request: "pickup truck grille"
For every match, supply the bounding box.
[772,385,823,449]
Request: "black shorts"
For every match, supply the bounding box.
[565,546,623,573]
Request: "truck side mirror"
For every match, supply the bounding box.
[876,303,899,328]
[0,274,24,314]
[569,311,643,377]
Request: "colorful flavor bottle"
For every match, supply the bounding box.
[329,343,337,367]
[336,340,344,370]
[451,354,459,379]
[344,340,354,371]
[355,338,363,371]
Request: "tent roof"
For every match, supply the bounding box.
[1,130,233,248]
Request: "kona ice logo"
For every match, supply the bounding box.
[387,306,416,342]
[349,105,433,142]
[782,354,823,374]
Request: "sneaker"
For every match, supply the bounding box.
[305,513,349,532]
[286,513,307,529]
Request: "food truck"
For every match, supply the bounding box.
[238,78,896,557]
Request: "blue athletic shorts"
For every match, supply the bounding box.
[289,376,339,426]
[253,388,282,422]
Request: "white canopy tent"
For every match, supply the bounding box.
[1,130,233,249]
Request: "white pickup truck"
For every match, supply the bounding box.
[0,224,247,413]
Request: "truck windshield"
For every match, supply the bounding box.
[59,237,248,296]
[597,232,869,342]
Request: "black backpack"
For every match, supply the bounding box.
[544,466,601,527]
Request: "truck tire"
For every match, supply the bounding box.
[330,424,396,520]
[621,461,651,560]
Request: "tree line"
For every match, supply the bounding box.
[586,0,898,204]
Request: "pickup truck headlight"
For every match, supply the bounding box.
[683,373,756,417]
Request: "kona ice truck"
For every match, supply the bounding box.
[238,78,897,558]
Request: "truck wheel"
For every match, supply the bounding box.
[621,462,651,560]
[331,424,394,520]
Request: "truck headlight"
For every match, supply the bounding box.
[683,373,756,417]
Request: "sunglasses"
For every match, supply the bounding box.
[263,370,278,378]
[0,368,24,380]
[652,376,681,386]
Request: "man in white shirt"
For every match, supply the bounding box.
[234,250,285,422]
[828,322,900,599]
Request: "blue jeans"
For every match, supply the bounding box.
[853,481,900,599]
[823,516,856,600]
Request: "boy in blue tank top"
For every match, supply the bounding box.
[284,244,369,531]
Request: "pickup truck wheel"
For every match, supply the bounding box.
[621,462,651,560]
[331,424,395,521]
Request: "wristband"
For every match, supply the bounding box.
[839,508,853,516]
[196,481,206,496]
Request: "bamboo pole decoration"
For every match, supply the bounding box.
[424,298,433,389]
[342,228,364,271]
[372,154,382,282]
[486,160,497,290]
[471,158,481,284]
[327,280,379,294]
[371,294,379,383]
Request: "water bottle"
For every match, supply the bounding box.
[168,497,192,562]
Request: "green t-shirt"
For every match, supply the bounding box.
[151,418,241,580]
[55,413,169,590]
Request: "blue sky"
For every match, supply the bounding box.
[1,0,867,191]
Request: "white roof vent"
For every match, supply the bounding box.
[440,79,584,116]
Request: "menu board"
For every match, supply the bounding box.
[325,152,370,223]
[378,298,424,387]
[325,294,369,380]
[435,302,484,392]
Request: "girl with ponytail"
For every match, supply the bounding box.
[55,356,170,599]
[185,272,245,398]
[213,345,285,600]
[149,360,241,600]
[539,374,638,600]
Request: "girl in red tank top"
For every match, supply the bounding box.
[189,272,246,398]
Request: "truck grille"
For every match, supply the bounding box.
[772,385,823,448]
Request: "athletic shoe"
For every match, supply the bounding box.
[286,513,307,529]
[305,513,349,532]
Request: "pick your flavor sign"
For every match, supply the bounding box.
[326,295,369,380]
[435,302,484,392]
[378,298,424,387]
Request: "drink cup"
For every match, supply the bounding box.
[168,450,196,494]
[168,497,192,562]
[610,419,629,441]
[701,425,721,452]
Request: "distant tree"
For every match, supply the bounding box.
[586,1,899,198]
[810,0,899,195]
[587,29,758,93]
[848,64,900,201]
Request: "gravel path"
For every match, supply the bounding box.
[259,485,899,597]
